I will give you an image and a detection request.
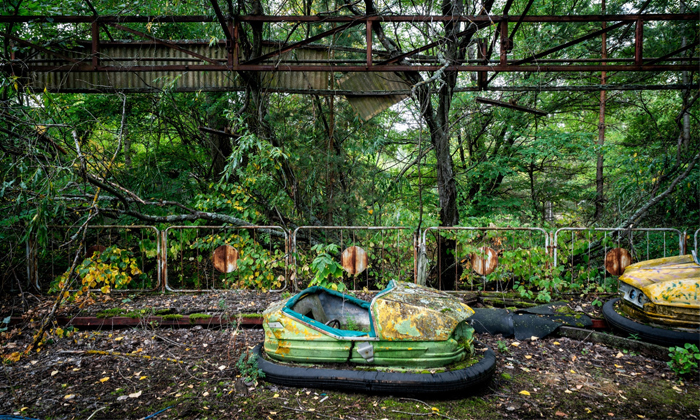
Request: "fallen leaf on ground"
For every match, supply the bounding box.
[511,342,520,347]
[553,342,560,345]
[100,377,109,383]
[519,390,531,396]
[555,411,567,417]
[64,394,75,400]
[51,371,58,376]
[129,391,142,398]
[615,352,624,358]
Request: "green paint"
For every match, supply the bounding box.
[395,320,420,337]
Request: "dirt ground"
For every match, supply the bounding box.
[1,291,698,420]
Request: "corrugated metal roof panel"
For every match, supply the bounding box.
[338,72,410,121]
[26,43,329,92]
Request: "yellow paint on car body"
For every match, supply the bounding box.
[618,255,699,327]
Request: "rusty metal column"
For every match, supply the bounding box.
[499,19,508,66]
[91,21,99,69]
[233,20,240,69]
[635,19,643,65]
[366,20,372,68]
[227,19,234,69]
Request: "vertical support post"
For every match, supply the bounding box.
[366,20,372,68]
[233,20,240,69]
[160,230,167,292]
[499,19,508,66]
[26,236,39,291]
[227,19,234,69]
[91,20,99,69]
[635,18,643,66]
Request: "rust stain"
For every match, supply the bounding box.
[341,246,368,275]
[605,247,632,276]
[86,245,106,258]
[212,245,238,273]
[471,246,498,275]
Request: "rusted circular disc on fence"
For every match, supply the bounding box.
[213,245,239,273]
[605,248,632,276]
[86,245,106,258]
[341,246,368,275]
[471,246,499,276]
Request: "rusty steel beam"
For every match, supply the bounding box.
[476,97,548,116]
[3,34,82,64]
[242,21,360,65]
[0,14,696,24]
[29,84,699,94]
[8,63,697,72]
[105,22,222,66]
[510,21,630,66]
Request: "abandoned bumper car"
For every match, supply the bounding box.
[603,253,700,347]
[254,281,496,395]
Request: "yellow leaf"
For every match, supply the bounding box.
[553,342,560,345]
[139,376,147,380]
[55,327,64,337]
[511,342,520,347]
[519,390,531,396]
[431,407,439,412]
[585,408,592,413]
[115,336,124,341]
[569,370,576,374]
[525,355,532,359]
[101,285,110,294]
[64,394,75,400]
[273,393,279,398]
[100,377,109,383]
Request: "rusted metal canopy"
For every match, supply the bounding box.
[605,248,632,276]
[86,245,106,258]
[471,246,499,275]
[341,245,368,275]
[213,245,239,273]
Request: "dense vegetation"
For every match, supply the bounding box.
[1,0,698,296]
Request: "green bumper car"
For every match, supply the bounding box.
[255,281,496,396]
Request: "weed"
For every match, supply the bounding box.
[627,333,641,340]
[236,351,265,384]
[667,343,700,376]
[591,299,603,307]
[496,340,510,354]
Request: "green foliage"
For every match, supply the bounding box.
[50,246,145,298]
[236,351,265,384]
[667,343,700,377]
[160,314,183,320]
[309,244,346,292]
[496,340,510,354]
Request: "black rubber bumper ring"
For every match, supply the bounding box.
[603,298,699,347]
[254,342,497,397]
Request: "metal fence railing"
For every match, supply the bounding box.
[31,225,162,292]
[292,226,416,291]
[421,227,550,292]
[163,225,288,292]
[552,227,684,289]
[16,224,695,295]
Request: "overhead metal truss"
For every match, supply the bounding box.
[1,13,697,93]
